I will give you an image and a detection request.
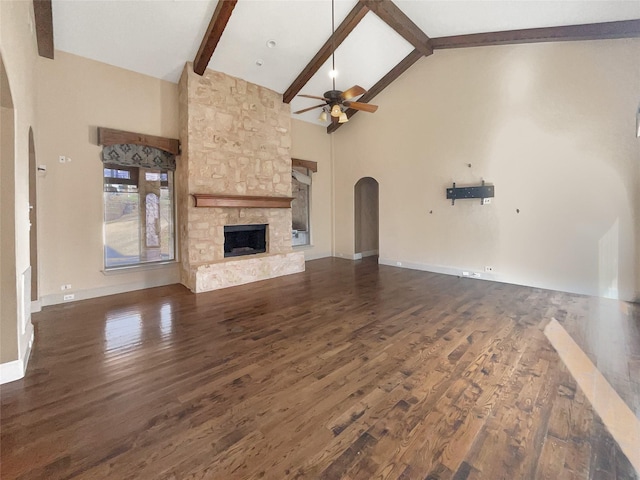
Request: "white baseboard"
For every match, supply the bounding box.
[296,247,332,262]
[378,257,498,282]
[1,330,34,385]
[335,250,379,261]
[31,299,42,313]
[40,274,180,307]
[378,258,635,301]
[334,252,362,260]
[304,251,332,261]
[0,360,25,385]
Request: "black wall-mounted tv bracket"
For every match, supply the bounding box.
[446,180,495,206]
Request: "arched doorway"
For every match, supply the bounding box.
[1,54,19,363]
[354,177,379,258]
[29,128,38,302]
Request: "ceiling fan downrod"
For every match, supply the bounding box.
[331,0,336,92]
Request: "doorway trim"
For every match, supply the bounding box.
[28,127,40,312]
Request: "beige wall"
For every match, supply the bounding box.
[290,119,333,260]
[333,39,640,301]
[3,15,637,368]
[36,51,180,304]
[0,0,38,366]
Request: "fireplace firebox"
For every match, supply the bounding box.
[224,224,267,258]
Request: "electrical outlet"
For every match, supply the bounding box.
[482,198,491,205]
[485,266,494,273]
[59,155,66,163]
[60,284,72,290]
[63,294,74,301]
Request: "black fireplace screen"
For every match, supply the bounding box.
[224,224,267,258]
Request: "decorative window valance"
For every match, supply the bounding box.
[97,127,180,171]
[101,144,176,171]
[291,158,318,172]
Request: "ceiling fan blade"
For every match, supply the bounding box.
[345,101,378,113]
[341,85,366,100]
[293,104,326,114]
[299,94,329,101]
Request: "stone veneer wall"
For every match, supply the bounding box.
[177,64,304,292]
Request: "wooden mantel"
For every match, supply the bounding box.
[192,194,294,209]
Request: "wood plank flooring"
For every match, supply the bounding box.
[1,257,638,479]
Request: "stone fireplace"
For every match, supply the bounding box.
[177,64,305,293]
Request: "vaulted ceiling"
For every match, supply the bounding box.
[44,0,640,132]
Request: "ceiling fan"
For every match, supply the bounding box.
[294,86,378,123]
[292,0,378,124]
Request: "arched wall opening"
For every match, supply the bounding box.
[354,177,379,258]
[1,54,19,363]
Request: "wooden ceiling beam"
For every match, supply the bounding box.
[327,48,422,133]
[193,0,238,76]
[431,19,640,50]
[283,2,369,104]
[33,0,54,59]
[361,0,432,57]
[328,18,640,133]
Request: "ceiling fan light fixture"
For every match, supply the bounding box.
[292,0,376,126]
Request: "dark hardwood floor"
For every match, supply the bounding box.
[1,257,638,479]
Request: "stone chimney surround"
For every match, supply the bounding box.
[177,64,305,293]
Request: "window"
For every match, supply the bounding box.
[103,164,175,269]
[291,166,311,246]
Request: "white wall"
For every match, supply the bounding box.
[36,51,180,305]
[332,39,640,301]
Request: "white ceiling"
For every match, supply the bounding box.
[52,0,640,126]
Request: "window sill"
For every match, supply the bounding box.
[293,244,314,250]
[102,260,179,276]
